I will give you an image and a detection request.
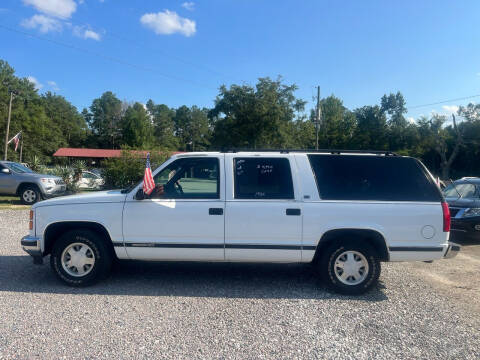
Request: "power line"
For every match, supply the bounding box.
[408,94,480,110]
[0,23,218,90]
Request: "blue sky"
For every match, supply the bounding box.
[1,0,479,121]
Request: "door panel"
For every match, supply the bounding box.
[225,201,302,261]
[123,199,225,260]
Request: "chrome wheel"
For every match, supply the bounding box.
[61,242,95,277]
[22,189,37,203]
[334,250,369,286]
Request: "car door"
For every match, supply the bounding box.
[224,154,302,262]
[0,164,17,195]
[122,155,225,261]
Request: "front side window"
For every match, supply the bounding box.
[234,158,294,199]
[151,157,219,199]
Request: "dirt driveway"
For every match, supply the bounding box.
[407,238,480,313]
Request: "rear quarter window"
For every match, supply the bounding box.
[308,155,442,202]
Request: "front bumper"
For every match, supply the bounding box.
[444,242,461,259]
[42,183,67,198]
[21,235,42,257]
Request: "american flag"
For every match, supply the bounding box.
[143,153,155,195]
[8,132,21,152]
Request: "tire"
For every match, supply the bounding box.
[50,229,112,287]
[20,185,41,205]
[318,240,381,295]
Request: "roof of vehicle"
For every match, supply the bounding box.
[175,149,401,157]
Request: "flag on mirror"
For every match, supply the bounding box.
[143,153,155,195]
[7,132,21,152]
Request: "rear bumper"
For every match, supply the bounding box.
[443,242,461,259]
[21,235,42,257]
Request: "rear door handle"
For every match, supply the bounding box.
[209,208,224,215]
[286,208,301,216]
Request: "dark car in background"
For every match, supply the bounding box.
[443,177,480,241]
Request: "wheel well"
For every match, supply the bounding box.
[313,228,389,262]
[16,182,40,196]
[43,221,116,258]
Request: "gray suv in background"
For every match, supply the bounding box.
[0,161,66,205]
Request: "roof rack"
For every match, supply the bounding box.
[220,148,398,156]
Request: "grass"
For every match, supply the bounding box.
[0,196,30,210]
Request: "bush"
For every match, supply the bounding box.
[102,150,171,189]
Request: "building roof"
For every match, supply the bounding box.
[53,148,179,158]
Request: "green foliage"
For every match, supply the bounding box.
[102,150,171,189]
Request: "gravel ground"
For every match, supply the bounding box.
[0,210,479,359]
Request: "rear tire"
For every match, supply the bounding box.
[318,240,381,295]
[50,229,112,287]
[20,185,41,205]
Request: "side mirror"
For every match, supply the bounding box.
[135,188,145,200]
[1,168,11,174]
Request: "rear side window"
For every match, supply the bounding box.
[308,155,442,202]
[234,158,294,199]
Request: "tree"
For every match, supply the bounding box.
[41,92,87,148]
[209,77,306,148]
[121,102,154,148]
[146,100,178,149]
[88,91,123,148]
[353,106,388,150]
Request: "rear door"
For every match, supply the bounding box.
[224,154,302,262]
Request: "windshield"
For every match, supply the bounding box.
[443,182,478,199]
[5,162,34,174]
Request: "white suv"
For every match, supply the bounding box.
[21,150,459,294]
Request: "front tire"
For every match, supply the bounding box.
[318,240,381,295]
[20,185,41,205]
[50,229,112,287]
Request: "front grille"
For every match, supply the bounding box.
[54,179,64,185]
[449,207,461,217]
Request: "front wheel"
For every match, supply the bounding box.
[50,229,112,286]
[20,185,41,205]
[318,241,381,295]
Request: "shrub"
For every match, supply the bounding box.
[102,150,171,189]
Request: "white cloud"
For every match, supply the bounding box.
[442,105,459,114]
[73,26,101,40]
[140,10,196,37]
[181,2,195,11]
[21,14,62,33]
[27,76,43,90]
[23,0,77,19]
[407,117,415,123]
[47,80,60,91]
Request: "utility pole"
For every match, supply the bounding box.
[4,90,14,161]
[315,86,321,150]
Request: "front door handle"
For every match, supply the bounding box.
[209,208,224,215]
[286,208,301,216]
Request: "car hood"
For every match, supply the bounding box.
[16,172,62,180]
[445,197,480,208]
[33,190,126,208]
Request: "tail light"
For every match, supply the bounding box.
[29,210,34,230]
[442,202,450,232]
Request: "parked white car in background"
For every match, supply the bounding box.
[77,171,104,190]
[21,150,460,294]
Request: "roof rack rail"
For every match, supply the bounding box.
[219,148,398,156]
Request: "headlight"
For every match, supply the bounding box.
[40,178,55,184]
[462,208,480,218]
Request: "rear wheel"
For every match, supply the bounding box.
[50,229,112,286]
[20,185,41,205]
[318,240,381,295]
